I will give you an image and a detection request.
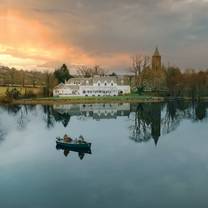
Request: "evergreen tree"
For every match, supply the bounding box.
[54,64,72,83]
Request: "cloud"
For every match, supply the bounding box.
[0,0,208,70]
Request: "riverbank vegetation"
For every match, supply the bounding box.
[0,61,208,104]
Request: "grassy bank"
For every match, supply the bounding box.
[10,95,165,105]
[0,86,43,97]
[2,95,208,105]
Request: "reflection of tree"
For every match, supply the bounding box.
[0,129,6,142]
[129,103,161,145]
[129,101,208,146]
[42,106,72,128]
[52,110,71,127]
[7,105,22,114]
[195,102,207,121]
[6,105,33,129]
[43,106,55,129]
[129,104,150,143]
[162,101,193,135]
[162,102,180,134]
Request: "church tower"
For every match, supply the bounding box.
[152,47,161,71]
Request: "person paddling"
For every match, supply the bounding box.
[64,134,73,143]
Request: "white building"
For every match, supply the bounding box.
[53,76,130,97]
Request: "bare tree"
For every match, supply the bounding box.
[21,70,25,87]
[31,71,37,87]
[77,65,106,77]
[130,55,150,88]
[77,65,92,77]
[93,65,106,76]
[9,68,16,87]
[44,71,56,97]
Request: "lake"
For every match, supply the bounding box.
[0,101,208,208]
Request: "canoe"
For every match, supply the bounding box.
[56,138,91,149]
[56,143,92,154]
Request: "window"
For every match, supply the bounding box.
[111,83,113,86]
[83,90,86,94]
[105,82,107,86]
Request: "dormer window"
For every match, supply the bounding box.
[111,83,113,86]
[104,82,107,86]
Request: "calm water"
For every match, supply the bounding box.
[0,101,208,208]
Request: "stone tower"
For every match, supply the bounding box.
[152,47,161,71]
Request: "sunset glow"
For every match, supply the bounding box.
[1,0,208,71]
[0,8,99,70]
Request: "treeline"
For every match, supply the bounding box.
[166,67,208,97]
[1,63,208,99]
[0,66,47,86]
[0,66,58,98]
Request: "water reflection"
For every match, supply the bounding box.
[56,143,92,160]
[1,101,208,146]
[1,102,208,208]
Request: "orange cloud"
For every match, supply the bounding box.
[0,8,130,71]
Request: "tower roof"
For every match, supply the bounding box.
[153,47,160,56]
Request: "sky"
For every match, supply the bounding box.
[0,0,208,72]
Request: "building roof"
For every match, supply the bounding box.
[153,47,160,57]
[54,83,79,90]
[92,76,117,84]
[66,78,93,85]
[54,76,130,90]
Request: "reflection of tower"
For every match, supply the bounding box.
[151,103,161,146]
[152,47,161,71]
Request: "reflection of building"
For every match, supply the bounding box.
[129,103,161,145]
[151,104,161,145]
[53,103,131,120]
[53,76,130,97]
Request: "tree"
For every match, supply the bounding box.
[166,67,183,96]
[77,65,92,77]
[21,70,25,87]
[77,65,106,77]
[9,68,16,87]
[54,64,72,83]
[44,71,57,97]
[31,71,37,87]
[130,55,150,90]
[6,88,21,99]
[109,72,117,76]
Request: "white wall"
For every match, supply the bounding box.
[53,88,79,97]
[79,85,118,96]
[117,86,131,94]
[53,82,130,97]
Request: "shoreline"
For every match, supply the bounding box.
[1,95,208,105]
[4,96,165,105]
